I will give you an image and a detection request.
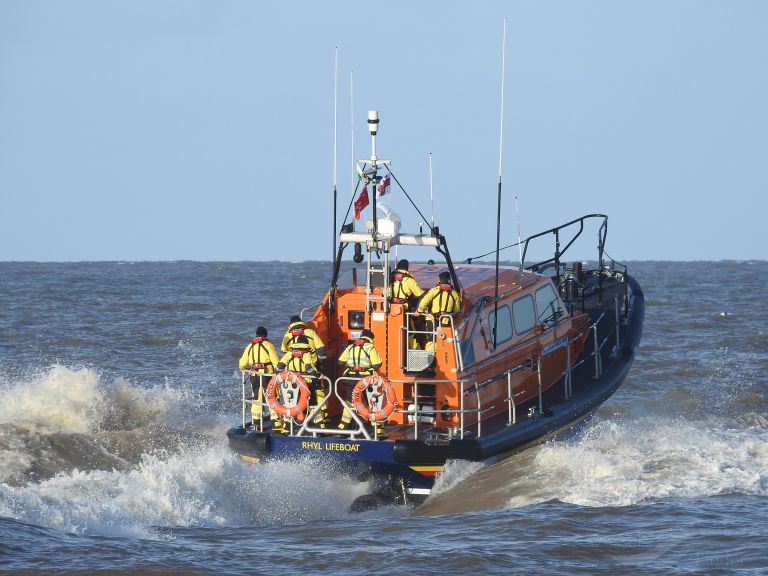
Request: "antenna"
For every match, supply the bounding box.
[493,17,507,349]
[515,195,523,270]
[350,71,355,225]
[429,152,435,229]
[333,47,338,262]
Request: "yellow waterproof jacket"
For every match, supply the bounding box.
[280,321,326,358]
[277,348,320,378]
[338,336,382,374]
[238,337,280,372]
[387,269,424,308]
[418,283,460,316]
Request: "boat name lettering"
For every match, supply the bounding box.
[301,440,361,452]
[542,336,568,356]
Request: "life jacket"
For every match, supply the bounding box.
[284,352,316,379]
[248,337,273,370]
[285,322,320,355]
[390,269,412,303]
[429,283,459,318]
[346,338,374,373]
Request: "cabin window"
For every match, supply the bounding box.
[535,283,561,325]
[487,305,513,345]
[348,311,365,329]
[461,337,476,367]
[512,295,536,335]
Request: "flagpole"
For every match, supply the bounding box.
[493,17,507,350]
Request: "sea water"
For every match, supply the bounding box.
[1,261,766,574]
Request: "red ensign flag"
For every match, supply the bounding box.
[354,186,369,220]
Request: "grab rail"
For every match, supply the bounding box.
[522,214,608,288]
[239,369,271,431]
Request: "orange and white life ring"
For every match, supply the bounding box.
[351,375,398,422]
[265,371,310,422]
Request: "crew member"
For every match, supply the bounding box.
[280,315,327,361]
[417,271,461,350]
[276,334,327,428]
[388,259,424,349]
[337,329,387,438]
[238,326,281,431]
[387,259,424,309]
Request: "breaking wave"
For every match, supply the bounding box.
[418,413,768,516]
[0,365,369,537]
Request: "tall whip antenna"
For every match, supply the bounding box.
[515,196,523,269]
[332,47,338,262]
[429,152,435,229]
[350,70,355,221]
[493,18,507,349]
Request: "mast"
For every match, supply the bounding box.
[368,110,379,234]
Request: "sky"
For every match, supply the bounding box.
[1,0,766,263]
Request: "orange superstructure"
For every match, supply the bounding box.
[303,259,589,432]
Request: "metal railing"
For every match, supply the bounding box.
[239,369,271,431]
[400,312,463,373]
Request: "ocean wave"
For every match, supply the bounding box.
[415,413,768,516]
[0,365,188,434]
[0,443,368,538]
[519,417,768,508]
[0,365,194,485]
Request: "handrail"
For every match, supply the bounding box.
[401,311,462,374]
[522,214,608,288]
[297,375,369,438]
[464,361,531,394]
[240,369,272,431]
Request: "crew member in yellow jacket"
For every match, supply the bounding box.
[337,329,386,437]
[387,259,424,309]
[388,259,424,349]
[238,326,282,431]
[416,271,461,350]
[275,335,327,429]
[280,315,326,361]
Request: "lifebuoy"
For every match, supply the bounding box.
[351,375,398,422]
[265,371,310,422]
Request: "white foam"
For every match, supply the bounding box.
[0,365,105,434]
[429,459,485,498]
[0,365,187,435]
[0,365,196,485]
[506,417,768,509]
[0,442,366,537]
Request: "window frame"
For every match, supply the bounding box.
[535,283,561,326]
[487,304,514,346]
[512,294,536,335]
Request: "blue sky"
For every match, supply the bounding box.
[1,0,765,262]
